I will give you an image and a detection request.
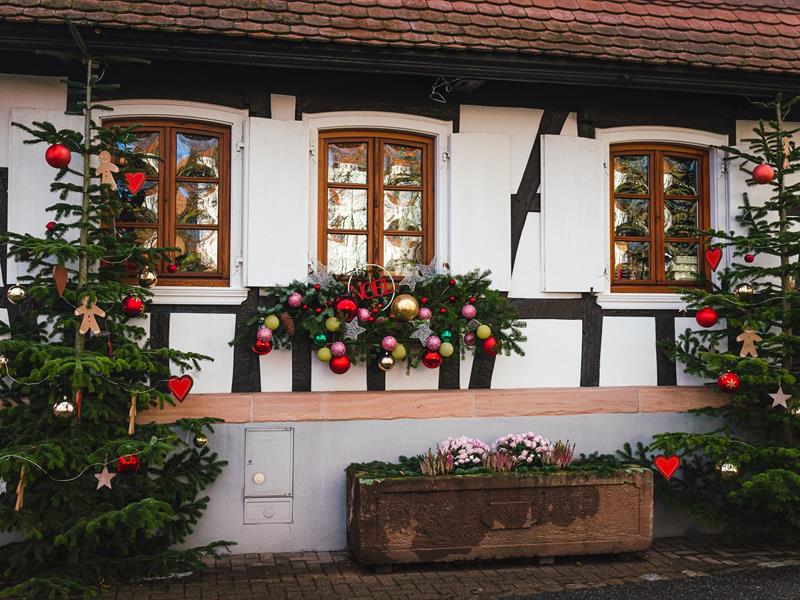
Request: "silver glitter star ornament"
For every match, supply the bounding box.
[307,258,337,288]
[411,323,434,346]
[343,319,366,341]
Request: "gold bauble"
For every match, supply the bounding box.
[787,275,797,292]
[53,398,75,419]
[715,459,741,480]
[378,354,395,371]
[193,433,208,448]
[6,284,26,305]
[392,294,420,321]
[734,283,754,300]
[137,267,158,288]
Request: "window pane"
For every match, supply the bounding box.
[384,191,422,231]
[328,188,367,230]
[176,132,219,178]
[383,144,422,186]
[614,241,649,280]
[328,142,367,184]
[665,199,697,236]
[120,180,158,223]
[120,227,158,249]
[175,229,218,273]
[176,182,218,225]
[614,198,649,236]
[614,155,649,194]
[117,132,159,175]
[327,234,367,274]
[665,242,699,281]
[664,156,698,195]
[384,235,423,275]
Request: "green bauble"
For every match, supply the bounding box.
[264,314,281,330]
[440,330,453,342]
[314,333,328,347]
[317,347,332,362]
[391,343,407,360]
[476,324,492,340]
[439,342,454,357]
[325,316,341,332]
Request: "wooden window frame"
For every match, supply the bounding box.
[106,118,231,287]
[317,130,435,273]
[610,142,710,293]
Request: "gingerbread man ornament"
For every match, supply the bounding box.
[96,150,119,190]
[74,297,106,336]
[737,328,762,358]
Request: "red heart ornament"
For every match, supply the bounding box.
[168,375,194,403]
[705,247,722,271]
[124,172,146,195]
[654,455,680,480]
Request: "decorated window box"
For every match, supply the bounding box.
[346,437,653,565]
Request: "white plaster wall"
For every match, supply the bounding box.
[384,359,439,390]
[0,74,66,168]
[259,349,293,392]
[491,319,582,388]
[674,316,728,387]
[185,411,718,553]
[169,313,236,394]
[311,358,367,391]
[600,317,658,386]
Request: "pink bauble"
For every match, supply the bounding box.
[463,332,476,347]
[426,335,441,351]
[418,307,432,320]
[357,308,371,323]
[256,325,273,342]
[460,303,477,319]
[287,292,302,308]
[331,341,347,357]
[381,335,397,351]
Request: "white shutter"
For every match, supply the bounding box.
[540,134,605,292]
[246,117,309,287]
[450,133,511,290]
[8,109,82,283]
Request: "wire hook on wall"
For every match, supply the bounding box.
[429,76,463,104]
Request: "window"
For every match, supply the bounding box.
[318,130,434,275]
[108,119,230,286]
[610,143,709,292]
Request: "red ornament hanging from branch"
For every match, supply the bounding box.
[45,143,71,169]
[752,163,775,184]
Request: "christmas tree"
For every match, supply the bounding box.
[643,94,800,540]
[0,31,230,598]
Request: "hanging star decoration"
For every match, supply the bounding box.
[0,478,6,496]
[737,328,762,358]
[770,386,792,409]
[399,256,438,291]
[410,323,434,346]
[342,318,366,341]
[307,259,336,288]
[94,465,116,490]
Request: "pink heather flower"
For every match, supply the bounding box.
[491,432,551,466]
[439,436,489,467]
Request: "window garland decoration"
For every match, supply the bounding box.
[234,265,526,375]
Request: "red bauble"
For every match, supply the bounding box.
[752,163,775,184]
[314,307,322,314]
[121,295,145,317]
[252,339,273,355]
[717,371,740,392]
[482,335,501,355]
[166,263,178,273]
[334,297,358,321]
[421,351,443,369]
[329,355,351,375]
[117,454,140,474]
[695,306,718,328]
[448,278,456,286]
[744,253,755,263]
[46,221,57,232]
[45,143,71,169]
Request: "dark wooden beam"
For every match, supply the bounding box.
[580,294,603,387]
[655,315,678,386]
[231,288,262,393]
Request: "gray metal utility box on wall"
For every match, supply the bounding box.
[244,428,294,524]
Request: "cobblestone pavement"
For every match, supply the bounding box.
[102,536,800,599]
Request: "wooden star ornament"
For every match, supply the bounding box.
[770,386,792,409]
[94,465,116,490]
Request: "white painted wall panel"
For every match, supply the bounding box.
[246,117,308,286]
[599,316,658,386]
[459,105,542,191]
[491,319,582,388]
[450,132,511,290]
[9,109,82,281]
[561,112,578,136]
[674,316,727,386]
[127,314,150,348]
[540,134,605,292]
[169,313,236,394]
[0,75,66,168]
[384,360,439,391]
[259,348,293,392]
[311,357,366,392]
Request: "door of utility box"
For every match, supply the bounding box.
[244,428,293,498]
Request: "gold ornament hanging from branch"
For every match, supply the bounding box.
[715,459,741,480]
[734,283,754,300]
[128,394,137,436]
[14,465,25,512]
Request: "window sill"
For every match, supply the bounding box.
[150,287,249,306]
[596,293,687,311]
